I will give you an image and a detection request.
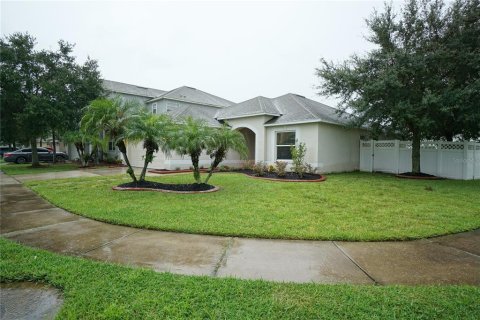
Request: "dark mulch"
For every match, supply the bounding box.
[117,180,215,192]
[396,172,444,180]
[234,169,323,181]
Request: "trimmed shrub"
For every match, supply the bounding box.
[291,142,307,178]
[253,161,268,176]
[275,161,288,177]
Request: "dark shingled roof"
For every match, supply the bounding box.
[217,93,349,126]
[215,96,281,119]
[103,80,166,98]
[165,104,222,128]
[147,86,234,108]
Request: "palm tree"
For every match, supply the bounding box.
[81,97,142,182]
[204,124,247,184]
[126,113,173,182]
[172,117,212,184]
[63,129,107,167]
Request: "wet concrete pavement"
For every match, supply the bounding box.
[0,282,63,320]
[0,170,479,285]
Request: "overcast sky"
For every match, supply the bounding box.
[1,0,392,106]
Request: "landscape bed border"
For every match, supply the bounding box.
[112,185,220,194]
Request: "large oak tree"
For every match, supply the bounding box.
[316,0,480,174]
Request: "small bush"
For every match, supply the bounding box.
[242,160,255,170]
[268,164,276,173]
[275,161,288,177]
[305,163,316,174]
[253,161,268,176]
[291,142,307,178]
[219,165,230,172]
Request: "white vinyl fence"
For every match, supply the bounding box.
[360,140,480,180]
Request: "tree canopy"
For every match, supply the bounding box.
[316,0,480,173]
[0,32,102,166]
[81,97,143,181]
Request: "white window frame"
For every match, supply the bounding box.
[108,141,116,151]
[152,103,157,114]
[275,130,296,160]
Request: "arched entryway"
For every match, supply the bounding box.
[237,127,255,161]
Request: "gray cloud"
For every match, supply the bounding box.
[1,0,387,107]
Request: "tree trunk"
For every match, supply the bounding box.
[116,140,137,182]
[75,145,83,167]
[191,152,201,184]
[139,150,152,181]
[204,170,214,184]
[31,138,40,167]
[204,148,225,184]
[411,131,421,174]
[52,130,57,163]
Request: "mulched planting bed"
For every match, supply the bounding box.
[234,169,326,182]
[114,180,217,193]
[396,172,445,180]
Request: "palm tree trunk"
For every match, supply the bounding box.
[204,170,214,184]
[191,152,201,184]
[116,140,137,182]
[204,148,225,184]
[139,150,152,181]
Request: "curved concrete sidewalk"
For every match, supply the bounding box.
[1,170,479,285]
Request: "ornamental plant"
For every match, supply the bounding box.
[275,161,288,177]
[290,142,307,178]
[253,161,268,176]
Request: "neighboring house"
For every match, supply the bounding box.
[73,80,366,173]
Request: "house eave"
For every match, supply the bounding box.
[216,113,281,121]
[264,119,346,127]
[107,90,157,99]
[147,96,226,108]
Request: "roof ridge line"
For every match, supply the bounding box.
[185,86,234,105]
[289,94,318,119]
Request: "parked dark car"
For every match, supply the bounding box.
[0,146,18,158]
[3,148,68,164]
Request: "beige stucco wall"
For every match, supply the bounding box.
[316,123,363,172]
[266,122,362,172]
[126,142,241,170]
[226,115,274,162]
[126,141,166,169]
[265,123,319,166]
[125,117,364,172]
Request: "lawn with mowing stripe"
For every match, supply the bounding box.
[25,172,480,241]
[1,239,478,319]
[0,162,79,175]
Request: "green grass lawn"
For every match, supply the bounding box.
[26,172,480,241]
[0,162,79,175]
[1,239,478,319]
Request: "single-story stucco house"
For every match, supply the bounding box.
[69,80,367,173]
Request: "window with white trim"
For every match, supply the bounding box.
[152,103,157,114]
[108,141,116,151]
[276,131,296,160]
